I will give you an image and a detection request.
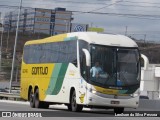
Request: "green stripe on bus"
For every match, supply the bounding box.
[126,89,137,94]
[118,90,128,94]
[51,63,69,95]
[125,85,139,94]
[46,63,62,95]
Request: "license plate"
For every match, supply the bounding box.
[111,101,120,104]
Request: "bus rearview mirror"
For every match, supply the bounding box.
[82,49,91,67]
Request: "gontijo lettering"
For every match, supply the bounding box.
[32,67,48,75]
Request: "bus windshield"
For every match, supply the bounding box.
[90,44,140,88]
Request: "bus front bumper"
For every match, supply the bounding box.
[85,91,139,108]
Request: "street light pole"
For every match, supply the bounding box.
[125,26,128,36]
[51,22,54,36]
[6,21,10,52]
[0,18,4,72]
[9,0,22,93]
[68,21,71,32]
[50,22,53,36]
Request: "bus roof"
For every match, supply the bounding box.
[68,32,138,47]
[25,32,138,47]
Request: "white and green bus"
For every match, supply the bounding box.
[20,32,141,113]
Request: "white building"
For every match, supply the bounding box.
[4,8,72,35]
[141,54,160,99]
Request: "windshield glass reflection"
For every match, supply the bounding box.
[90,45,140,88]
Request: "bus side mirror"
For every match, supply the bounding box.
[82,49,91,67]
[141,54,149,70]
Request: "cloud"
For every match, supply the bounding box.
[1,0,160,41]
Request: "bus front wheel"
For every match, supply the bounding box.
[70,91,83,112]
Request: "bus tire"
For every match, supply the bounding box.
[70,91,83,112]
[34,88,43,108]
[29,89,35,108]
[114,107,124,114]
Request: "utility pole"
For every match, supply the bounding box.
[9,0,22,93]
[144,34,146,43]
[0,18,4,72]
[6,21,10,52]
[125,26,128,36]
[51,22,54,36]
[68,21,71,32]
[144,34,146,47]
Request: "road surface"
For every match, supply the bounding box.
[0,100,159,120]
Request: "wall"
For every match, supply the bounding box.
[141,54,160,99]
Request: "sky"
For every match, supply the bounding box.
[0,0,160,42]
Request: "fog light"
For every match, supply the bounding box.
[89,97,92,101]
[89,88,97,94]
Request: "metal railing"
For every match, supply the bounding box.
[0,92,20,101]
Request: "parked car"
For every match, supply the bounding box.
[0,88,8,92]
[140,91,149,99]
[140,95,149,99]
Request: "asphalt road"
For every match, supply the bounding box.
[0,100,159,120]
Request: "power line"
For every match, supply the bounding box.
[123,1,160,5]
[117,4,160,9]
[73,11,160,20]
[1,1,160,21]
[1,0,160,8]
[0,4,159,17]
[0,0,129,8]
[74,0,123,15]
[127,31,160,34]
[87,0,123,12]
[1,0,160,12]
[1,5,160,21]
[0,0,110,5]
[103,7,160,14]
[0,2,105,9]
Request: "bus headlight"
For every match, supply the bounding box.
[92,90,97,94]
[131,90,140,97]
[89,88,97,94]
[131,93,139,97]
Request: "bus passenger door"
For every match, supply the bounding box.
[79,49,91,104]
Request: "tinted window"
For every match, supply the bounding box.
[90,44,140,88]
[23,40,77,64]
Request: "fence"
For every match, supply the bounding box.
[0,66,20,82]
